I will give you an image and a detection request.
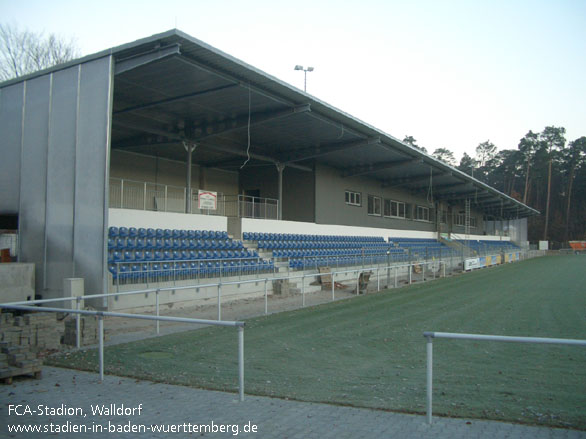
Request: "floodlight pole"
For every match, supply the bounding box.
[294,65,314,92]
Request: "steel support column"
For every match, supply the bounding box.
[276,163,285,220]
[184,142,196,213]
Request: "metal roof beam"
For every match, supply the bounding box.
[196,143,312,172]
[115,44,181,75]
[191,104,311,141]
[112,118,312,172]
[305,112,368,141]
[113,104,310,143]
[112,136,177,149]
[439,191,492,201]
[174,56,294,107]
[433,182,470,192]
[382,172,445,188]
[113,84,239,115]
[342,158,417,178]
[279,137,381,164]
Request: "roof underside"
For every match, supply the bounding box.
[77,30,538,219]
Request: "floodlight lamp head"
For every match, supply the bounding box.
[294,65,303,70]
[307,67,314,72]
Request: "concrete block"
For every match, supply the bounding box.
[0,263,35,303]
[63,278,84,310]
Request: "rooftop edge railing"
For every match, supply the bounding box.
[422,331,586,425]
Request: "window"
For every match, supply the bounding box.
[368,195,382,216]
[454,214,476,228]
[384,199,406,219]
[454,213,465,226]
[345,190,361,206]
[415,205,430,222]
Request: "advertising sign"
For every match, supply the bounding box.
[198,190,217,210]
[464,258,480,271]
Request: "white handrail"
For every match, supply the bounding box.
[0,303,246,401]
[422,331,586,425]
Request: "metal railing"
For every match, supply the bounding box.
[109,257,276,290]
[109,178,190,213]
[107,260,448,321]
[109,178,278,219]
[422,331,586,425]
[0,260,446,401]
[109,178,226,216]
[225,195,278,219]
[0,301,245,401]
[108,250,459,291]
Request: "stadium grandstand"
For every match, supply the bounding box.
[0,29,538,310]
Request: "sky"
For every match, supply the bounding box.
[2,0,585,161]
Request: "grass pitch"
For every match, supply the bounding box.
[49,255,586,428]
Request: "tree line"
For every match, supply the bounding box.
[403,130,586,247]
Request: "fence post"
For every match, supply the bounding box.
[98,315,104,382]
[426,335,433,425]
[331,272,335,301]
[409,263,412,285]
[75,297,81,349]
[238,326,244,402]
[143,182,147,210]
[377,268,380,292]
[217,283,222,320]
[302,275,306,307]
[394,266,397,288]
[264,278,268,315]
[155,289,160,335]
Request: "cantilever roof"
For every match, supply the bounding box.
[1,29,538,219]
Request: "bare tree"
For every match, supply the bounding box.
[0,23,79,81]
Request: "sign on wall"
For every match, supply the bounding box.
[198,190,217,210]
[464,258,480,271]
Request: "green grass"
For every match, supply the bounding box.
[48,256,586,428]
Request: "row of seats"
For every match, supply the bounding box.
[258,240,391,250]
[244,232,385,243]
[108,238,244,251]
[109,259,275,282]
[109,227,229,240]
[274,248,406,259]
[108,249,258,263]
[388,237,440,242]
[461,240,519,252]
[288,255,389,270]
